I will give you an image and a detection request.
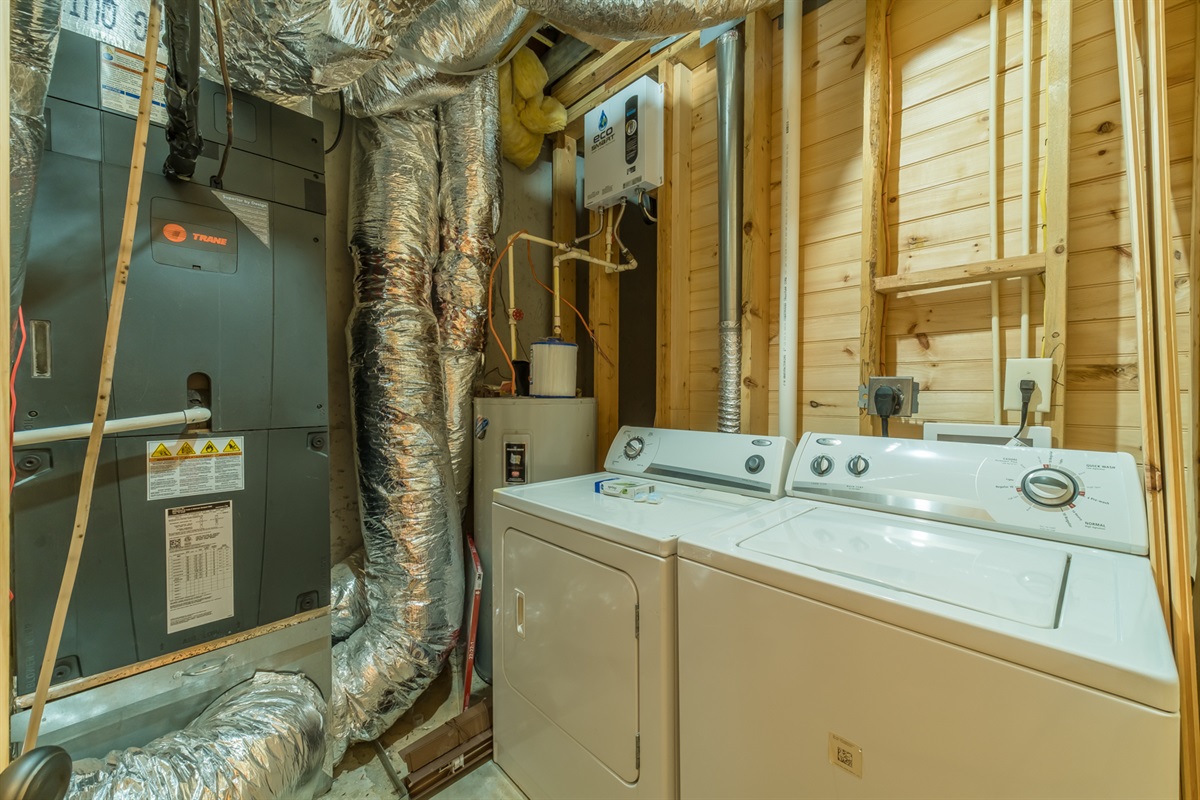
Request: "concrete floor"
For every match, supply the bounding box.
[328,660,526,800]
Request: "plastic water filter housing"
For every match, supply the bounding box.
[530,339,578,397]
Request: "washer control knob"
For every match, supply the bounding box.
[811,455,834,477]
[1021,468,1078,508]
[623,436,645,460]
[745,455,765,474]
[847,455,870,477]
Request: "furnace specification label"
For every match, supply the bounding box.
[99,44,168,126]
[147,436,245,501]
[165,501,234,634]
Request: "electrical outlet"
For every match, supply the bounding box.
[1003,358,1053,412]
[858,376,920,417]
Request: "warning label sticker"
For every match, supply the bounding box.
[147,436,245,501]
[99,44,167,126]
[213,191,271,248]
[165,501,234,634]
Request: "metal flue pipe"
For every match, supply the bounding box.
[716,27,744,434]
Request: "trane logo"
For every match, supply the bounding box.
[161,222,228,247]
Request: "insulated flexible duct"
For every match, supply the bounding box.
[343,0,526,117]
[511,0,771,40]
[436,71,501,509]
[68,672,327,800]
[197,0,439,100]
[163,0,204,180]
[8,0,61,321]
[330,547,368,641]
[716,28,743,434]
[330,110,464,765]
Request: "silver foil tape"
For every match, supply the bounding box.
[9,0,61,321]
[69,672,327,800]
[510,0,771,40]
[436,71,500,508]
[343,0,525,117]
[330,547,369,641]
[329,110,464,764]
[718,321,742,434]
[197,0,438,100]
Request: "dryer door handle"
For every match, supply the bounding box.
[515,589,526,639]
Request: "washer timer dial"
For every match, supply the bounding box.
[1021,468,1079,508]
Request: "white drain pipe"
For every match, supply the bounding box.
[778,4,801,443]
[13,408,213,447]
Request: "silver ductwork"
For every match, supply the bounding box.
[8,0,62,322]
[68,672,327,800]
[330,547,369,641]
[197,0,439,100]
[716,28,743,434]
[329,110,464,765]
[436,72,501,509]
[343,0,527,117]
[511,0,770,40]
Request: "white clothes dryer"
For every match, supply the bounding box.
[492,426,795,800]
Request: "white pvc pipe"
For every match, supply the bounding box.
[989,0,1003,424]
[507,244,518,358]
[1020,0,1033,357]
[778,3,802,443]
[13,407,213,447]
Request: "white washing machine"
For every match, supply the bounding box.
[492,426,796,800]
[677,433,1180,799]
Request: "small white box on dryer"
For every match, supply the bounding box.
[583,76,664,210]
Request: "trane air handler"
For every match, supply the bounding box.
[583,76,664,211]
[9,30,331,758]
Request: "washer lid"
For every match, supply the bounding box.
[739,507,1068,628]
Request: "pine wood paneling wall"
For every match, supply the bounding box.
[680,0,1196,463]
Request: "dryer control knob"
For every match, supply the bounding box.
[847,455,870,476]
[623,436,645,460]
[811,455,834,477]
[1021,468,1078,508]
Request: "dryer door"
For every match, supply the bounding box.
[502,529,640,782]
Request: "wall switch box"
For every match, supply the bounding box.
[1003,358,1053,412]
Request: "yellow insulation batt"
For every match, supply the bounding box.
[500,48,567,169]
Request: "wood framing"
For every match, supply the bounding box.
[1190,0,1200,621]
[858,0,889,435]
[1042,0,1071,447]
[656,61,693,430]
[873,255,1046,295]
[740,9,772,435]
[552,41,651,109]
[1146,0,1199,792]
[590,210,619,469]
[551,134,578,344]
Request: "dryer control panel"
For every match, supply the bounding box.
[787,433,1147,555]
[606,426,795,500]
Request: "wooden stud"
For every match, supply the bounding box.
[23,0,163,750]
[1112,0,1170,619]
[1146,0,1200,792]
[656,61,693,430]
[551,134,578,345]
[859,0,889,436]
[741,9,772,435]
[0,0,12,766]
[590,210,619,468]
[873,255,1046,295]
[1041,0,1070,448]
[1190,0,1200,639]
[552,41,651,109]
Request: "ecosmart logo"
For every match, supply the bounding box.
[593,108,615,148]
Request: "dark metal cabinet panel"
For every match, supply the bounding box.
[12,441,137,694]
[270,204,328,430]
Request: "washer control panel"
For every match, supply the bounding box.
[606,426,796,500]
[787,433,1147,555]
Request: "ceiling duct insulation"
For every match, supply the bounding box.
[196,0,439,100]
[436,71,501,510]
[163,0,205,180]
[8,0,61,322]
[510,0,771,39]
[330,109,464,765]
[343,0,526,117]
[68,672,327,800]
